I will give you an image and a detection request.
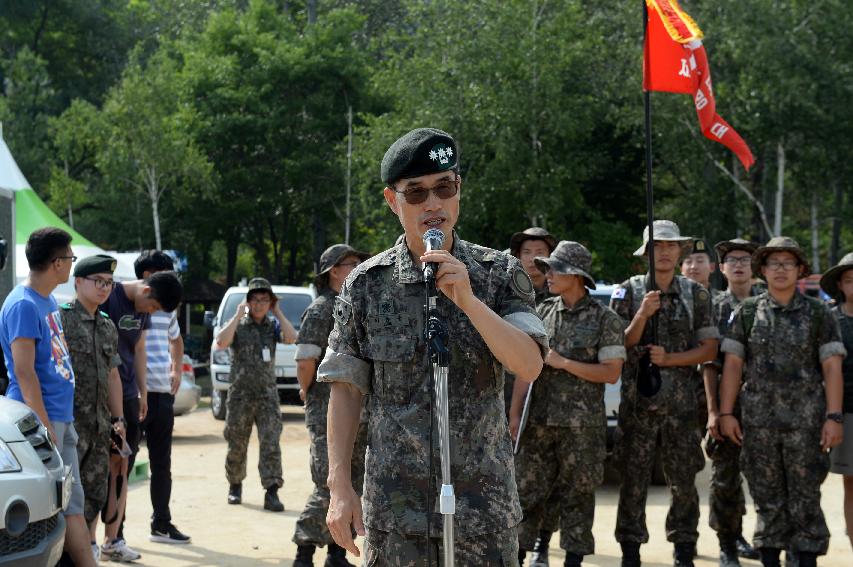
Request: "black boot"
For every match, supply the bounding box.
[324,542,355,567]
[530,530,552,567]
[674,542,695,567]
[759,547,782,567]
[719,538,741,567]
[621,542,641,567]
[264,487,284,512]
[293,544,315,567]
[785,549,799,567]
[519,549,527,565]
[564,552,583,567]
[227,483,242,505]
[735,535,760,559]
[796,552,816,567]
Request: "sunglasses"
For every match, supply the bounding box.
[392,176,459,205]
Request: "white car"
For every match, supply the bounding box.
[204,285,316,420]
[173,354,202,416]
[0,396,71,566]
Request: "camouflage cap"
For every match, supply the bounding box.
[381,128,459,185]
[819,251,853,299]
[533,240,596,290]
[633,220,692,257]
[73,254,117,277]
[752,236,811,278]
[314,244,370,289]
[509,227,558,257]
[247,277,274,296]
[714,238,758,262]
[688,239,716,263]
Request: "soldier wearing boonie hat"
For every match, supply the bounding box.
[612,220,719,567]
[319,127,549,565]
[824,252,853,549]
[511,241,625,567]
[293,243,370,567]
[719,237,846,566]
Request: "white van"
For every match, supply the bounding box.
[204,285,316,420]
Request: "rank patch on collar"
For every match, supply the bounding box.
[428,144,454,170]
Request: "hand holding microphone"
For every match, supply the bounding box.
[420,230,476,310]
[422,228,444,282]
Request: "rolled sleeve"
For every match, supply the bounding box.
[503,311,548,359]
[295,343,323,361]
[721,338,745,359]
[317,349,371,395]
[696,325,720,342]
[598,345,627,361]
[110,354,122,369]
[819,341,847,363]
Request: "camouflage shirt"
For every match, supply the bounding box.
[229,315,280,397]
[295,289,336,427]
[831,306,853,413]
[60,300,120,434]
[317,234,548,537]
[706,285,765,370]
[610,274,718,417]
[722,291,847,429]
[528,293,626,428]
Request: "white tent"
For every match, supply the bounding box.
[0,128,136,302]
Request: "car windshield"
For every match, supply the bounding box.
[221,292,313,330]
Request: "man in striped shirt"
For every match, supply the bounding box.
[135,251,191,545]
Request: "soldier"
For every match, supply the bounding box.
[60,255,126,561]
[680,239,716,292]
[508,227,557,567]
[820,252,853,552]
[292,244,370,567]
[611,220,719,567]
[510,241,625,567]
[215,277,297,512]
[320,127,548,565]
[702,239,762,566]
[719,237,845,567]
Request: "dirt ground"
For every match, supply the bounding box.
[117,400,852,566]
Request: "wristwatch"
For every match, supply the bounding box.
[826,412,844,424]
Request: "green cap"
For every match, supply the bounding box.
[73,254,117,278]
[381,128,459,185]
[509,227,558,257]
[688,239,716,263]
[247,277,274,295]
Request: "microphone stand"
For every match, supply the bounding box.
[424,269,454,566]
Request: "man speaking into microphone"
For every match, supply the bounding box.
[318,127,548,565]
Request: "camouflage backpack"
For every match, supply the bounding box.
[739,294,825,348]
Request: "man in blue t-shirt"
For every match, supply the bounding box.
[0,227,97,567]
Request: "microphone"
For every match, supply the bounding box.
[422,228,445,281]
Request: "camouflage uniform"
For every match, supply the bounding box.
[704,285,763,542]
[317,235,548,565]
[721,291,846,554]
[292,288,368,547]
[60,300,121,523]
[515,293,625,555]
[611,274,718,545]
[224,315,283,490]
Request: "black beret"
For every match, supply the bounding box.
[381,128,459,185]
[74,254,117,277]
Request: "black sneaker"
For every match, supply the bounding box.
[228,483,242,505]
[150,521,192,544]
[735,535,759,560]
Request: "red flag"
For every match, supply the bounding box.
[643,0,755,171]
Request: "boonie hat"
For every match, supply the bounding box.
[820,252,853,299]
[509,227,558,257]
[314,244,370,289]
[633,220,692,257]
[74,254,117,278]
[534,241,596,290]
[381,128,459,185]
[752,236,811,278]
[714,238,758,262]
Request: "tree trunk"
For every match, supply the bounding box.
[774,141,784,237]
[345,104,352,245]
[307,0,317,24]
[225,232,239,286]
[151,195,162,250]
[810,192,820,273]
[830,178,843,265]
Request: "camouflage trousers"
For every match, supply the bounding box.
[364,525,519,566]
[224,389,283,489]
[741,426,830,554]
[614,410,705,544]
[705,435,746,540]
[75,425,110,523]
[293,422,368,546]
[515,424,604,555]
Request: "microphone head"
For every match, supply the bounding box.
[423,228,445,249]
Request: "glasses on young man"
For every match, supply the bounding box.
[54,255,79,263]
[722,256,752,266]
[765,260,799,272]
[248,297,272,305]
[392,176,459,205]
[83,277,115,290]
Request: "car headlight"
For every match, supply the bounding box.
[212,350,231,365]
[0,440,22,473]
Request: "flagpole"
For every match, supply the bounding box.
[643,0,658,338]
